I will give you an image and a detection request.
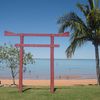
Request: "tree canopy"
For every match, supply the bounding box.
[0,44,35,85]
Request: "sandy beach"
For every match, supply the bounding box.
[0,79,97,86]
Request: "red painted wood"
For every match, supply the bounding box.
[4,31,69,37]
[4,31,69,93]
[19,35,24,92]
[15,44,59,47]
[50,36,54,93]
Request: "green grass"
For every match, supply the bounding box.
[0,86,100,100]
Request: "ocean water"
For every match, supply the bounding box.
[0,59,98,80]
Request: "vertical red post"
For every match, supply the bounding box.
[50,35,54,93]
[19,35,24,92]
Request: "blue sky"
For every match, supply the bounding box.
[0,0,99,59]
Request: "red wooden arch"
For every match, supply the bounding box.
[4,31,69,93]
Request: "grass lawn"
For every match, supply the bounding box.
[0,86,100,100]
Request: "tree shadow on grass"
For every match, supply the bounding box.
[22,87,49,92]
[22,87,57,92]
[23,88,33,92]
[54,88,57,92]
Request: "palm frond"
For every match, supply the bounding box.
[88,0,95,10]
[58,12,89,35]
[58,12,92,58]
[66,36,88,58]
[88,0,95,9]
[95,0,100,8]
[76,3,89,16]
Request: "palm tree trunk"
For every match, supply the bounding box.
[94,44,100,85]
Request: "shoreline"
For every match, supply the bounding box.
[0,79,97,86]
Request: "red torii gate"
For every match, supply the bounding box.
[4,31,69,93]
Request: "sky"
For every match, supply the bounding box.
[0,0,99,59]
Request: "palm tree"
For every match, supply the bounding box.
[58,0,100,85]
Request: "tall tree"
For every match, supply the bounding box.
[58,0,100,84]
[0,44,35,85]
